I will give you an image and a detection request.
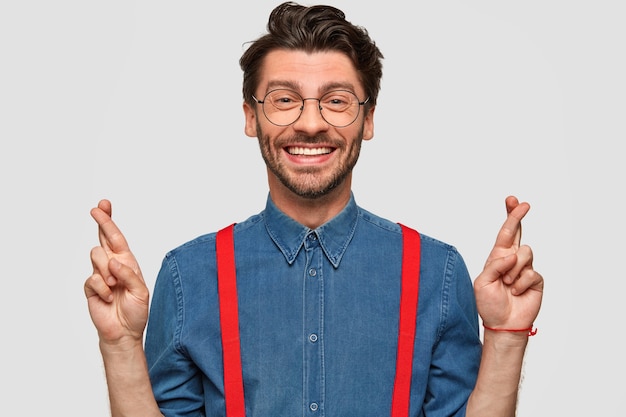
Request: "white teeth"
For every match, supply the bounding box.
[287,147,332,156]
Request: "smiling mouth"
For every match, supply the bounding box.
[286,146,333,156]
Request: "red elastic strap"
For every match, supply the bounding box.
[216,224,246,417]
[390,224,421,417]
[483,323,538,337]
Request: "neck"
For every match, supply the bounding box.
[268,175,352,229]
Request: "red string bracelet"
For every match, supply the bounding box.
[483,323,538,337]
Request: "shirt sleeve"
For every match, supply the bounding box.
[145,254,207,417]
[421,248,482,417]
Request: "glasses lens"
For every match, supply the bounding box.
[319,90,361,128]
[263,89,303,126]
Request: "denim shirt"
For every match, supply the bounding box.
[145,194,481,417]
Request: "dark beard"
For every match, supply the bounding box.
[256,123,363,199]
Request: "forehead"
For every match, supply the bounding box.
[258,49,362,94]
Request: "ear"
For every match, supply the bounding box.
[243,101,258,137]
[362,106,375,141]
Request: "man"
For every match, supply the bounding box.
[85,2,544,416]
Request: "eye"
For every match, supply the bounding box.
[321,91,354,111]
[267,89,302,110]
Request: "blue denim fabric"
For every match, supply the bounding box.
[145,193,481,417]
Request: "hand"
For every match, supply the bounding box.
[84,199,149,347]
[474,196,544,332]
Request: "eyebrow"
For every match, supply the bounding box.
[265,80,358,95]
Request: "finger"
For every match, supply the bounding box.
[90,246,115,286]
[108,258,149,298]
[98,199,112,217]
[492,199,530,252]
[505,195,520,215]
[84,272,113,303]
[90,202,131,255]
[505,195,522,244]
[501,244,533,285]
[92,199,112,250]
[510,267,544,296]
[475,253,518,288]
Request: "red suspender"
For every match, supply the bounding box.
[216,223,421,417]
[391,224,421,417]
[216,224,246,417]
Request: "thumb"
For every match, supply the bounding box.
[109,258,148,295]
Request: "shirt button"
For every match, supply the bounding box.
[309,333,318,343]
[308,268,317,277]
[310,402,319,411]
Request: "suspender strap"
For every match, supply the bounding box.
[216,224,246,417]
[391,224,421,417]
[216,223,421,417]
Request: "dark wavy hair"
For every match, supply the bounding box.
[239,2,384,111]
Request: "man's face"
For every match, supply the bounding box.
[243,50,374,200]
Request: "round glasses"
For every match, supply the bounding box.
[252,89,370,128]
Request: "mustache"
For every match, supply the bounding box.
[276,134,341,147]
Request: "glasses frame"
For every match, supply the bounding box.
[251,89,370,128]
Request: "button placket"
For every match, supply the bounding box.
[303,230,324,414]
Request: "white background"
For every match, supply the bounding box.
[1,1,623,415]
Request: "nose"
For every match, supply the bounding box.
[292,98,329,133]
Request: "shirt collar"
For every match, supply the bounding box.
[263,193,358,268]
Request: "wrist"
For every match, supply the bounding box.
[99,335,144,356]
[482,324,534,349]
[482,323,537,337]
